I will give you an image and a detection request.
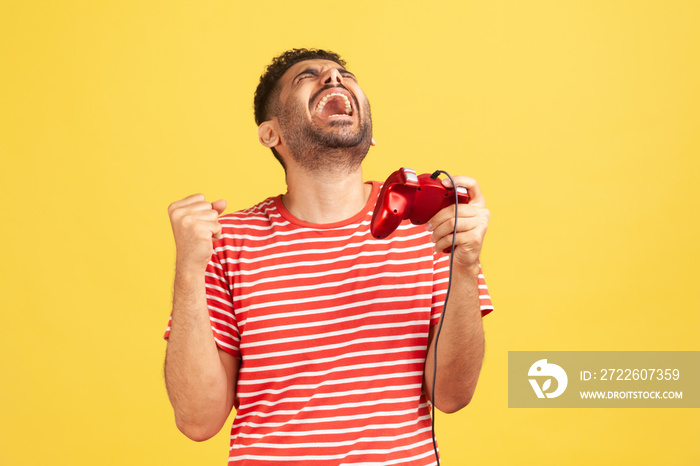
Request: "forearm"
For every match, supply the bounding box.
[424,263,485,413]
[164,265,234,440]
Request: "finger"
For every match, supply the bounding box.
[441,176,485,207]
[430,215,484,245]
[169,197,217,220]
[432,230,482,257]
[212,220,224,240]
[171,206,222,237]
[426,203,481,233]
[182,200,221,215]
[432,215,488,250]
[181,193,206,203]
[211,199,227,215]
[168,193,206,214]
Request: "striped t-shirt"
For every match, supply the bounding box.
[165,181,493,465]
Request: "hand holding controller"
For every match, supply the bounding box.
[370,167,470,239]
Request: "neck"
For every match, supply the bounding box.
[282,165,371,224]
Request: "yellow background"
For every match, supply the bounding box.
[1,1,698,464]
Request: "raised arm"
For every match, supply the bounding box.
[164,194,239,441]
[422,177,490,413]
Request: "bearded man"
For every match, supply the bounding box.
[164,48,493,465]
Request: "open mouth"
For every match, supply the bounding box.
[315,92,353,118]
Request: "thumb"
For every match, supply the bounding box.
[212,199,227,215]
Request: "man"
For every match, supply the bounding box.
[164,48,493,465]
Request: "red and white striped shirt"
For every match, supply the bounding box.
[165,181,493,465]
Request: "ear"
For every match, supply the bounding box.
[258,120,280,149]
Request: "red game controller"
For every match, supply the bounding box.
[370,167,470,239]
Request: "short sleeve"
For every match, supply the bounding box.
[430,254,494,327]
[163,251,241,359]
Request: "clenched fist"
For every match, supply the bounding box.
[168,194,227,272]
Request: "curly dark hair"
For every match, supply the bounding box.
[253,48,346,126]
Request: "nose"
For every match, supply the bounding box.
[323,68,343,86]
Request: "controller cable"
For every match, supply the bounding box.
[429,170,460,466]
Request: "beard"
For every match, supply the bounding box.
[276,90,373,174]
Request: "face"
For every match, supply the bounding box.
[272,59,373,172]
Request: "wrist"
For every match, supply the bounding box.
[453,260,481,279]
[172,261,208,314]
[175,259,207,282]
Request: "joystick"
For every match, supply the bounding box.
[370,167,470,239]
